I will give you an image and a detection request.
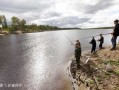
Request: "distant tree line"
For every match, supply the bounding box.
[90,27,114,29]
[0,14,59,33]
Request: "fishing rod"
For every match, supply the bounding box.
[63,32,111,46]
[63,32,75,46]
[79,33,111,40]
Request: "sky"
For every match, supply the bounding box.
[0,0,119,28]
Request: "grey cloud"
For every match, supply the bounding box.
[43,16,90,27]
[82,0,113,14]
[42,12,61,19]
[0,0,52,13]
[47,12,61,18]
[0,0,54,23]
[27,12,62,24]
[62,16,90,25]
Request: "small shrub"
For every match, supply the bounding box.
[114,70,119,76]
[107,60,119,67]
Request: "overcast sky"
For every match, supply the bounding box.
[0,0,119,28]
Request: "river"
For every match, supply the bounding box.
[0,29,114,90]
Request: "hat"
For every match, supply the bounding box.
[76,40,79,42]
[114,19,118,23]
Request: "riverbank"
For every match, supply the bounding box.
[0,30,10,36]
[0,30,23,36]
[0,29,75,36]
[67,44,119,90]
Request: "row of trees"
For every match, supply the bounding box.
[0,14,59,33]
[25,24,59,32]
[11,16,26,32]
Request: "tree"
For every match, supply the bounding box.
[19,19,26,30]
[0,15,2,29]
[0,15,2,24]
[0,15,8,29]
[30,24,38,31]
[2,15,7,28]
[11,16,20,31]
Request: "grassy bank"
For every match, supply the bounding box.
[68,44,119,90]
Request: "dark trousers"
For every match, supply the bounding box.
[99,43,103,49]
[76,56,80,67]
[111,36,117,49]
[91,46,96,53]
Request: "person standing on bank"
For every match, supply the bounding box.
[75,40,81,68]
[98,34,104,49]
[110,19,119,50]
[75,40,81,49]
[90,37,96,53]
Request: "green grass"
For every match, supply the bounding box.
[114,87,119,90]
[107,60,119,66]
[96,76,102,82]
[114,70,119,76]
[105,72,111,76]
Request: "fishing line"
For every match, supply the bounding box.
[63,32,75,46]
[79,33,111,40]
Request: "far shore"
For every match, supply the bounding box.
[0,27,113,36]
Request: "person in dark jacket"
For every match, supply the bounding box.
[110,19,119,50]
[90,37,96,53]
[98,34,104,49]
[75,41,81,68]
